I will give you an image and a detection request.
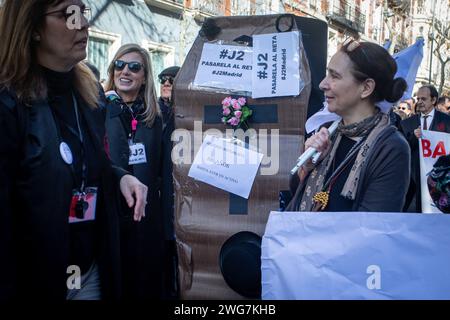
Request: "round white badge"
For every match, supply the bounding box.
[59,142,73,165]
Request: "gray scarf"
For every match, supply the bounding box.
[298,111,389,211]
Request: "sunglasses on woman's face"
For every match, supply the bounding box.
[114,60,143,73]
[159,75,174,85]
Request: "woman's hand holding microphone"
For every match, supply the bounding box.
[297,127,332,181]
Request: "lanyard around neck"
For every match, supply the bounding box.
[122,102,139,141]
[51,93,88,192]
[72,94,87,191]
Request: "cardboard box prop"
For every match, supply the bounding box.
[172,14,327,299]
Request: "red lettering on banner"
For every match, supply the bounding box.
[422,139,447,158]
[432,141,447,158]
[422,139,432,157]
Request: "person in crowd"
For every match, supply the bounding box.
[287,39,410,212]
[104,44,165,299]
[436,95,450,114]
[389,105,403,129]
[158,65,180,299]
[406,97,416,114]
[396,100,413,118]
[0,0,147,301]
[399,85,450,212]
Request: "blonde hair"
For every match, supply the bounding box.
[0,0,99,107]
[105,43,159,127]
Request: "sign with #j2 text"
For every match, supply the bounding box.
[193,43,253,93]
[252,31,301,99]
[188,135,263,199]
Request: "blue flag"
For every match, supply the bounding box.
[393,38,424,101]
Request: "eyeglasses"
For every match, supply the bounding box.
[114,60,144,73]
[159,75,174,85]
[44,6,92,23]
[398,107,407,111]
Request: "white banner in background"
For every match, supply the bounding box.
[193,43,253,93]
[419,130,450,213]
[252,31,301,98]
[188,135,263,199]
[262,211,450,300]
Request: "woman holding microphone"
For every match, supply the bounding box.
[287,39,410,212]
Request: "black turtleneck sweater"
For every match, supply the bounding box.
[324,135,356,212]
[44,67,99,274]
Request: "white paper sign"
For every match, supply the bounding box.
[129,143,147,165]
[188,135,263,199]
[193,43,253,93]
[252,31,301,98]
[419,130,450,213]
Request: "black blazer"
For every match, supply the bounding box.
[105,99,165,299]
[399,110,450,211]
[0,89,125,301]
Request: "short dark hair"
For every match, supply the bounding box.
[437,95,450,105]
[419,84,439,105]
[340,41,407,103]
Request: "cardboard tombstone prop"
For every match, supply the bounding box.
[172,14,327,299]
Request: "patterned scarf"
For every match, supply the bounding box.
[298,110,389,211]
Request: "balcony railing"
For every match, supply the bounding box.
[326,0,366,34]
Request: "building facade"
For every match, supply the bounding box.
[85,0,284,91]
[283,0,450,95]
[1,0,446,94]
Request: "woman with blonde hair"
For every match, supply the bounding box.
[0,0,147,300]
[104,44,166,299]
